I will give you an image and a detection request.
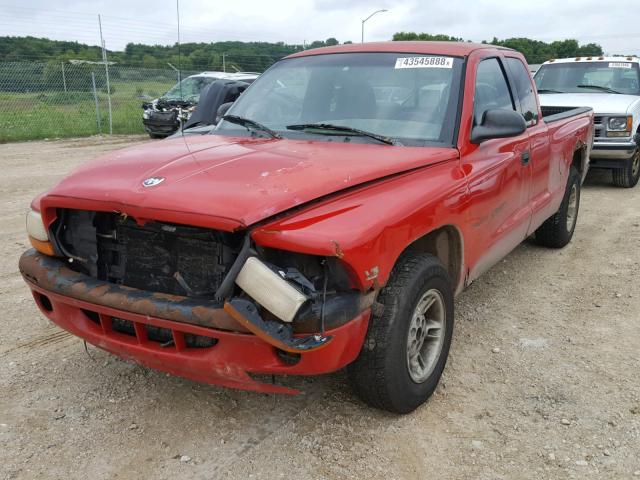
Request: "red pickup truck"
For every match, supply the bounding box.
[20,42,593,413]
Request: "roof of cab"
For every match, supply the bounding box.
[285,41,512,59]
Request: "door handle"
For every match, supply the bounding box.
[521,151,530,166]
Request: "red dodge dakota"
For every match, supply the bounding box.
[20,42,594,413]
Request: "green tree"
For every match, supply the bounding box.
[394,32,604,64]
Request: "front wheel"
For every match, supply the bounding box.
[612,148,640,188]
[347,253,454,414]
[534,166,581,248]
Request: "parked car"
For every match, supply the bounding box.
[535,56,640,187]
[167,79,252,137]
[142,71,258,138]
[20,42,593,413]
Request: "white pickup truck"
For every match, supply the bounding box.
[535,56,640,187]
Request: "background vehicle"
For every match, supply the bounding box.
[535,56,640,187]
[20,42,593,413]
[167,79,252,138]
[142,71,258,138]
[529,63,542,75]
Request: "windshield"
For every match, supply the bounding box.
[163,76,219,102]
[535,61,640,95]
[216,52,464,146]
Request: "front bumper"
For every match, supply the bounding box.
[591,136,638,165]
[142,112,179,136]
[19,250,370,394]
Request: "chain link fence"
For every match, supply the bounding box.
[0,57,277,142]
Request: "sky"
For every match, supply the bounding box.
[1,0,639,55]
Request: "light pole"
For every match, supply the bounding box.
[361,9,388,43]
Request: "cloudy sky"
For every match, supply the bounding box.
[1,0,639,54]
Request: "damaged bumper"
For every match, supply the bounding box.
[19,249,371,393]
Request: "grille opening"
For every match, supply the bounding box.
[54,209,243,298]
[112,317,136,336]
[109,317,217,349]
[82,309,100,324]
[37,293,53,312]
[184,333,217,349]
[145,324,174,344]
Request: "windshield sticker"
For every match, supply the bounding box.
[609,62,632,68]
[395,57,453,69]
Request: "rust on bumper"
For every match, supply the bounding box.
[20,249,376,335]
[19,249,248,333]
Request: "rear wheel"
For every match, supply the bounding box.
[347,253,454,414]
[534,166,581,248]
[612,148,640,188]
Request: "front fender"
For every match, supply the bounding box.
[252,158,468,291]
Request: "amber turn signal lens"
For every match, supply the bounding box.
[29,236,56,256]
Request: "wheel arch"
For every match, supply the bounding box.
[398,225,465,296]
[572,141,589,182]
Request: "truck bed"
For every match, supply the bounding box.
[541,105,593,123]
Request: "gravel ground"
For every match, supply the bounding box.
[1,136,639,480]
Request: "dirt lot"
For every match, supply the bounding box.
[1,136,639,480]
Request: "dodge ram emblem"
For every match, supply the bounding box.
[142,177,165,188]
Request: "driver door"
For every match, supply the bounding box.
[464,56,532,281]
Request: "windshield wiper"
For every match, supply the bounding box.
[576,84,622,94]
[286,123,399,146]
[537,88,564,94]
[222,115,281,139]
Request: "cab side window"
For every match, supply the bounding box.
[474,58,515,126]
[505,57,539,126]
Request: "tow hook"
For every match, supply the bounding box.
[224,298,333,353]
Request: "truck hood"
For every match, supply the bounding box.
[539,92,640,114]
[44,135,457,230]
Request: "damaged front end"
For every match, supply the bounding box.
[142,99,196,137]
[222,242,376,353]
[20,208,375,385]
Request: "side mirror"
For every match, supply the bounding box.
[215,102,234,124]
[471,109,527,144]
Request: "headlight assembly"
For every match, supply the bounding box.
[26,209,55,256]
[26,210,48,241]
[607,116,631,131]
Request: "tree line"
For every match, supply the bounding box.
[0,36,347,71]
[1,34,609,70]
[392,32,604,64]
[0,33,611,93]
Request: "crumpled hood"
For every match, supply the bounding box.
[44,135,457,230]
[539,92,640,114]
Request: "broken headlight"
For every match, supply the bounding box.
[234,248,354,324]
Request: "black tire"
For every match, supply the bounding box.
[347,253,454,414]
[534,166,581,248]
[612,148,640,188]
